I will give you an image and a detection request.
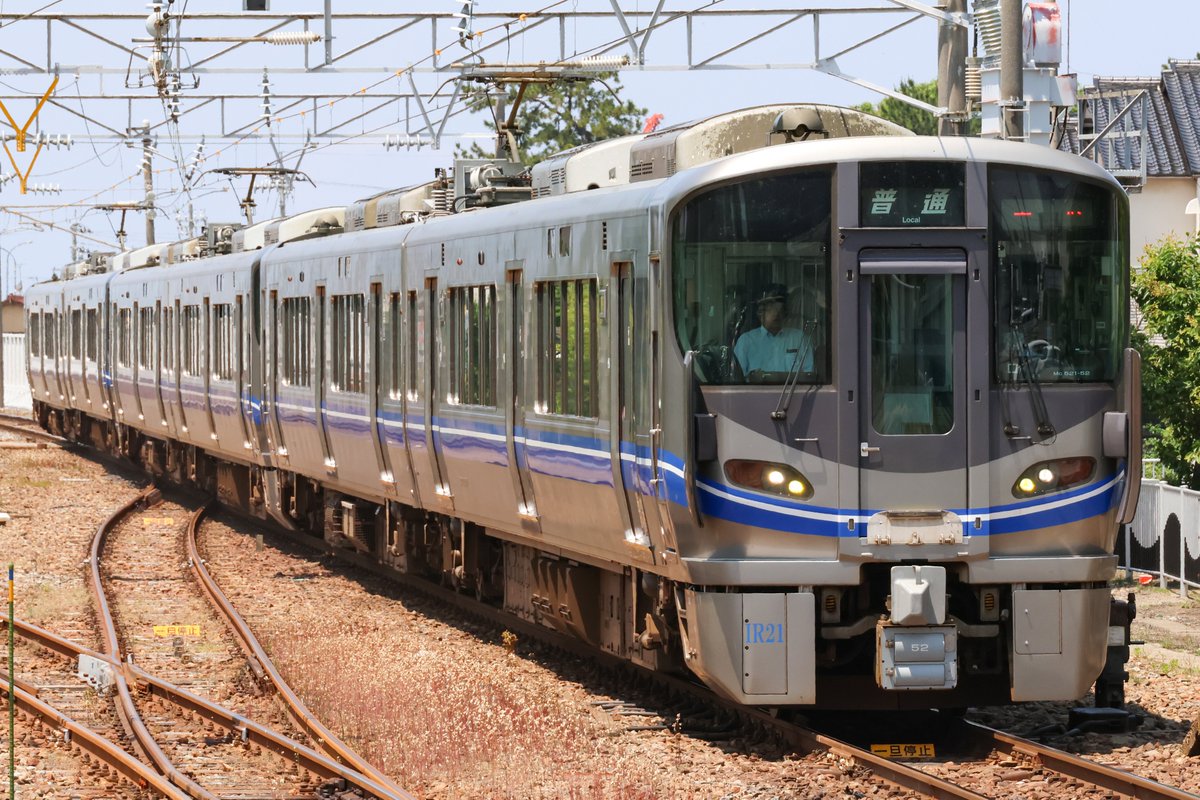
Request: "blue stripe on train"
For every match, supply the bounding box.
[262,404,1119,537]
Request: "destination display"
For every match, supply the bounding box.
[860,161,966,227]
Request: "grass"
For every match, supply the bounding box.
[265,623,695,798]
[21,582,88,624]
[1133,648,1200,678]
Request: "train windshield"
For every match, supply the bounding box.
[990,167,1126,384]
[671,168,833,385]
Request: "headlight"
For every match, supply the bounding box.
[1012,457,1096,498]
[724,459,814,500]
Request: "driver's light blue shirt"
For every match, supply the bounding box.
[734,327,812,374]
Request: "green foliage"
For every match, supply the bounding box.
[855,77,982,135]
[457,74,647,166]
[855,78,939,135]
[1131,234,1200,487]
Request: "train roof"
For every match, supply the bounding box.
[35,106,1126,290]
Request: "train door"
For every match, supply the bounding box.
[611,260,647,547]
[170,299,186,433]
[315,285,335,470]
[202,298,219,441]
[152,300,168,427]
[424,277,453,508]
[505,266,539,532]
[856,248,969,520]
[241,287,270,459]
[266,290,286,460]
[130,302,147,423]
[613,258,670,557]
[369,281,397,491]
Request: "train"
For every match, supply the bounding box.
[24,103,1141,710]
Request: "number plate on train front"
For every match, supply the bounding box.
[869,743,936,759]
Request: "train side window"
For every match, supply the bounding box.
[536,277,598,418]
[331,293,365,394]
[407,291,418,397]
[28,313,40,357]
[447,284,497,406]
[70,310,82,360]
[212,303,236,381]
[389,292,402,399]
[181,305,198,377]
[85,309,99,362]
[281,297,311,387]
[162,308,174,373]
[117,308,131,368]
[138,307,155,371]
[559,226,571,257]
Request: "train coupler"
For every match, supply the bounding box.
[877,565,958,691]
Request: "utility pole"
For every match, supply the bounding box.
[141,124,156,245]
[937,0,968,136]
[324,0,334,66]
[999,0,1024,141]
[0,247,5,410]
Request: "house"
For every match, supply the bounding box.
[1076,60,1200,258]
[1,294,23,335]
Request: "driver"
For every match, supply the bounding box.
[733,284,813,378]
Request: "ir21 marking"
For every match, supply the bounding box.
[745,622,785,645]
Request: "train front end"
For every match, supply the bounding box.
[663,137,1138,709]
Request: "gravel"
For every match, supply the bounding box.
[3,434,1199,798]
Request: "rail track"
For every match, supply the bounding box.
[950,720,1200,800]
[0,411,66,446]
[83,485,414,799]
[187,503,411,797]
[7,425,1197,798]
[253,512,1200,800]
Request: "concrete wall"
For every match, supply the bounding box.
[2,333,30,410]
[1129,177,1199,261]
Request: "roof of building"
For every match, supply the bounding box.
[1083,60,1200,178]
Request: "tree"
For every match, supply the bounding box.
[457,74,648,166]
[855,78,939,135]
[1131,234,1200,487]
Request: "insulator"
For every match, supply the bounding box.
[430,186,450,214]
[577,55,630,70]
[965,57,982,104]
[972,0,1002,60]
[263,31,322,46]
[383,133,433,151]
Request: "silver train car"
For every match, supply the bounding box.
[25,104,1141,710]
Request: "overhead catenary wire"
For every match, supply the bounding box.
[8,0,613,258]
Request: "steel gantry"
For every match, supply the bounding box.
[0,4,967,149]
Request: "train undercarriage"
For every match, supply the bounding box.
[35,402,1134,712]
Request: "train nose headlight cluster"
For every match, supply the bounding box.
[1012,457,1096,498]
[724,460,814,500]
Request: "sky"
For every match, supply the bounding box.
[0,0,1197,290]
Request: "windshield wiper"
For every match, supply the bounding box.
[771,321,815,421]
[1004,325,1055,438]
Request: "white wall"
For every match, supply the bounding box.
[1129,177,1199,260]
[2,334,30,410]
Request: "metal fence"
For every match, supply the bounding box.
[1,333,29,410]
[1121,473,1200,597]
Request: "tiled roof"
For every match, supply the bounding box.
[1162,60,1200,173]
[1085,77,1186,177]
[1080,61,1200,178]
